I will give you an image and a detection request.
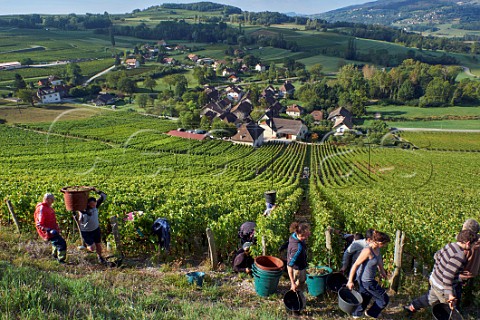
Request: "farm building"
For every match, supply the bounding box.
[328,107,353,135]
[37,87,61,104]
[231,122,264,147]
[260,117,308,141]
[286,104,304,118]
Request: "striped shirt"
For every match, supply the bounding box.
[429,243,467,296]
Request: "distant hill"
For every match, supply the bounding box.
[314,0,480,29]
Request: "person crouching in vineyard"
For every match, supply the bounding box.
[77,188,107,265]
[403,229,478,316]
[287,222,311,292]
[34,193,67,263]
[346,230,390,319]
[238,221,256,245]
[233,242,254,274]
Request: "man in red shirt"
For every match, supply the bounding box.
[34,193,67,263]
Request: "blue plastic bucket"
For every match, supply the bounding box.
[186,272,205,286]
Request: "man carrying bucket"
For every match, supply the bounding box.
[34,193,67,263]
[404,230,478,315]
[287,222,311,292]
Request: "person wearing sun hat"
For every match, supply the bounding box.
[233,242,254,274]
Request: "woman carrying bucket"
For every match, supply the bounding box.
[346,230,390,319]
[287,222,311,292]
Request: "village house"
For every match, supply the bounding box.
[37,79,50,87]
[255,63,266,72]
[125,58,140,68]
[219,112,238,125]
[259,117,308,141]
[327,106,354,135]
[286,104,304,118]
[259,94,277,107]
[48,76,63,86]
[203,85,220,102]
[37,87,61,104]
[310,110,324,124]
[157,40,168,47]
[222,68,235,77]
[163,57,176,65]
[187,54,199,62]
[229,75,240,83]
[230,98,253,121]
[262,85,277,98]
[200,101,227,120]
[231,122,264,147]
[213,59,227,70]
[174,45,187,51]
[196,58,215,66]
[93,93,116,106]
[278,80,295,98]
[225,85,243,101]
[53,85,70,98]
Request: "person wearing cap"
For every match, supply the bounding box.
[233,242,254,274]
[34,193,67,263]
[77,188,107,264]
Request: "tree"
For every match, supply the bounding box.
[193,67,206,85]
[397,80,415,102]
[200,115,211,130]
[345,38,357,60]
[143,77,157,92]
[66,63,82,86]
[17,89,35,107]
[421,78,453,107]
[179,110,200,129]
[309,64,323,82]
[197,91,208,106]
[13,74,27,91]
[136,93,148,108]
[118,77,137,96]
[211,117,236,137]
[173,75,188,98]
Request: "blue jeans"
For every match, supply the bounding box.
[353,280,389,318]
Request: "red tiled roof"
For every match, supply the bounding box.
[167,130,207,141]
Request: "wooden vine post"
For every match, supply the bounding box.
[389,229,405,293]
[109,216,123,257]
[5,200,21,234]
[325,226,332,267]
[206,228,218,270]
[261,236,266,256]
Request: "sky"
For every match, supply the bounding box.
[2,0,369,15]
